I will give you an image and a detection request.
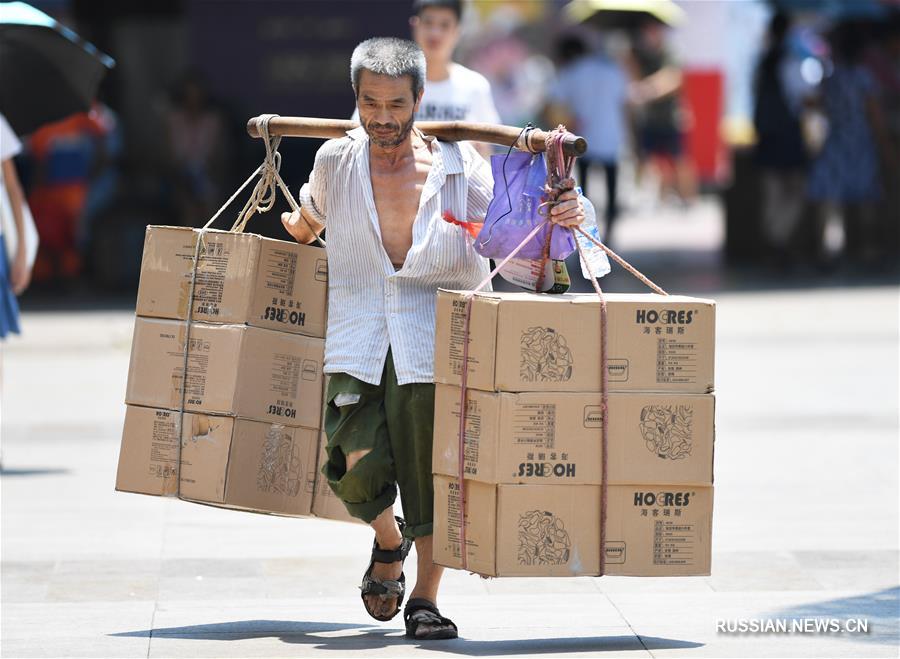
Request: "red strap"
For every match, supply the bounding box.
[442,210,483,240]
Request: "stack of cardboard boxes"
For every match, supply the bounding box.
[115,226,357,522]
[431,290,716,577]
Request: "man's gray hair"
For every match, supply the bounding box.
[350,37,426,98]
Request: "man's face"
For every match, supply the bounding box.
[410,7,460,64]
[356,69,423,148]
[641,22,666,51]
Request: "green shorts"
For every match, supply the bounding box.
[322,350,435,539]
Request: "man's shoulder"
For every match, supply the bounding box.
[315,133,358,162]
[451,139,489,174]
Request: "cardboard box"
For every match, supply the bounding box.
[135,226,328,337]
[310,431,365,524]
[434,290,715,393]
[125,317,324,428]
[433,385,715,485]
[604,484,713,576]
[115,405,318,516]
[433,476,712,577]
[433,477,601,577]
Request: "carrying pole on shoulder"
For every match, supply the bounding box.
[246,116,587,157]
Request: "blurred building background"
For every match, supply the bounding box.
[10,0,900,301]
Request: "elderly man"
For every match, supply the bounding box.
[282,37,585,640]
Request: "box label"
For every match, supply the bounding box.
[262,248,298,297]
[259,248,311,331]
[448,299,477,376]
[192,238,231,317]
[511,403,556,447]
[172,348,210,405]
[148,410,178,480]
[652,520,698,566]
[445,481,465,560]
[655,338,700,385]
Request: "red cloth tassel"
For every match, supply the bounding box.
[442,210,483,239]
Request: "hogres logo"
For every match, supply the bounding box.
[267,404,297,419]
[635,309,695,325]
[633,491,693,506]
[518,462,576,478]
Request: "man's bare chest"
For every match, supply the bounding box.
[370,169,426,231]
[368,151,433,264]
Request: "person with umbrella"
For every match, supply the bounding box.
[544,32,629,244]
[0,1,113,292]
[627,16,696,205]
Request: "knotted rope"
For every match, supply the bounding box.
[201,113,325,246]
[535,126,576,292]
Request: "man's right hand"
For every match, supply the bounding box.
[281,209,323,244]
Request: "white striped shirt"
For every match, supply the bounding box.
[299,127,493,385]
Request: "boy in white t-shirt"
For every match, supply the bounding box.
[409,0,500,127]
[353,0,500,155]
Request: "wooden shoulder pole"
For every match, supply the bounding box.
[246,115,587,157]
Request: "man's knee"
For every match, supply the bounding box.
[325,445,396,524]
[345,448,373,472]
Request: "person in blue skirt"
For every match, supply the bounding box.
[1,112,34,338]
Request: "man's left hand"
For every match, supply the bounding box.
[549,189,585,228]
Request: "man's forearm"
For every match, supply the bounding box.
[642,66,683,101]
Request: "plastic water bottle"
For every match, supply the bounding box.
[574,190,611,280]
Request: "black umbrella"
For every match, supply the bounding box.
[0,1,114,136]
[563,0,686,30]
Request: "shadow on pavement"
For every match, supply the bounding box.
[111,621,703,654]
[110,620,375,639]
[403,634,702,656]
[0,467,71,477]
[766,586,900,647]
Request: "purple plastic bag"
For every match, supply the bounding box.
[474,151,575,261]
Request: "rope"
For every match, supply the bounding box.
[204,114,326,247]
[455,220,546,571]
[573,226,668,296]
[175,228,206,501]
[573,231,610,575]
[535,126,575,292]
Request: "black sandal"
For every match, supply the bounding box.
[360,516,413,622]
[404,598,459,640]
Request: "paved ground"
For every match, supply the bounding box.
[2,199,899,657]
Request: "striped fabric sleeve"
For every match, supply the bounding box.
[462,142,494,219]
[298,142,332,224]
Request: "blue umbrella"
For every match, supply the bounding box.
[0,1,115,136]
